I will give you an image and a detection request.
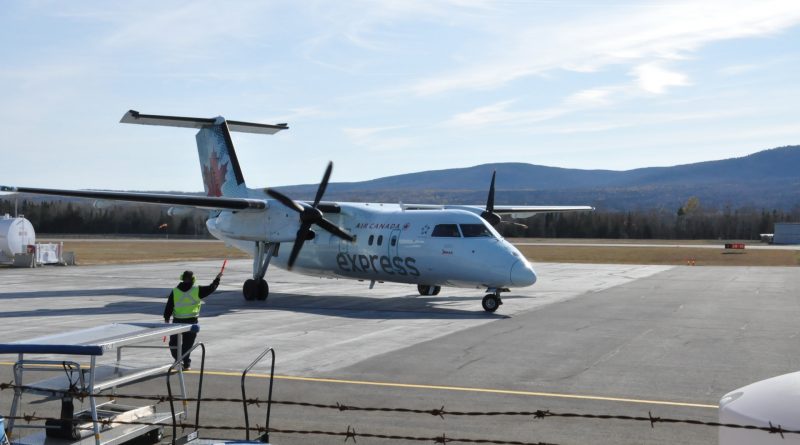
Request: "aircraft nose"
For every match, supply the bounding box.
[510,260,537,287]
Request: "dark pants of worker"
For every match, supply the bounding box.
[169,319,198,368]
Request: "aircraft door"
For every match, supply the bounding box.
[388,228,401,258]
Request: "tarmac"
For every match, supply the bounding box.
[1,259,799,445]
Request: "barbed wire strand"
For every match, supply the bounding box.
[3,414,559,445]
[1,382,793,437]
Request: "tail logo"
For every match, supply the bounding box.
[202,151,229,197]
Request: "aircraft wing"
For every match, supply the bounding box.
[443,204,594,218]
[0,186,266,211]
[492,205,594,217]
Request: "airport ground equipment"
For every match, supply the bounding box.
[0,322,199,445]
[719,370,800,444]
[168,346,275,445]
[0,214,74,267]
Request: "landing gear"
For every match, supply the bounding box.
[417,284,441,296]
[243,279,269,300]
[242,241,276,302]
[482,288,508,312]
[481,294,502,312]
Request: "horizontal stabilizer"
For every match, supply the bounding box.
[120,110,289,135]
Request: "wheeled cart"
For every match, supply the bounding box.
[0,322,199,445]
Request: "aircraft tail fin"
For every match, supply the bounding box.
[121,110,288,198]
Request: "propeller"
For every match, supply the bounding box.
[266,161,354,270]
[480,170,502,226]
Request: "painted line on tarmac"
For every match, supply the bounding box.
[195,369,718,409]
[0,362,716,409]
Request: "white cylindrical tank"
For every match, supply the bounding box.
[0,214,36,260]
[719,371,800,444]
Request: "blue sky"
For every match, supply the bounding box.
[2,1,800,191]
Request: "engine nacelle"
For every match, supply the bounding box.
[206,207,300,243]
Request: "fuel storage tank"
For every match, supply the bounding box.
[0,214,36,263]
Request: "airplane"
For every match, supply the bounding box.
[1,111,593,312]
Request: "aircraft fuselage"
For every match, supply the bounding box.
[208,203,537,290]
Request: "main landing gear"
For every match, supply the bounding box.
[243,241,276,301]
[417,284,441,296]
[481,288,509,313]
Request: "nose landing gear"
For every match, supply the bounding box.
[482,288,509,312]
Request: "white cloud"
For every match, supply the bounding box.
[565,88,614,106]
[101,1,268,56]
[445,87,622,128]
[407,1,800,96]
[632,63,690,94]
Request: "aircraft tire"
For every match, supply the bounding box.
[417,285,441,296]
[482,294,500,312]
[256,279,269,301]
[243,279,258,300]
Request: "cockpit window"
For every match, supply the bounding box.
[431,224,461,237]
[460,224,494,238]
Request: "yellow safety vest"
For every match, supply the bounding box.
[173,286,201,319]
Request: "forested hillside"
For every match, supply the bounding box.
[275,145,800,211]
[2,145,799,239]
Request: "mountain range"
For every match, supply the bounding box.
[274,145,800,211]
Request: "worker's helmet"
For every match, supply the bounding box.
[180,270,196,285]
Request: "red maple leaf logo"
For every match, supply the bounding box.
[202,151,229,197]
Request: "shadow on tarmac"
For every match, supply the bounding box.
[202,290,514,320]
[0,288,518,320]
[0,287,167,299]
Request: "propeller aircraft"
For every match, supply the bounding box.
[1,111,593,312]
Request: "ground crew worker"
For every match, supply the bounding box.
[164,270,221,369]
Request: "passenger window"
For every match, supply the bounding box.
[391,236,397,246]
[431,224,461,237]
[368,235,374,245]
[377,235,383,246]
[460,224,494,238]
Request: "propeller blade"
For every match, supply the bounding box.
[316,217,355,242]
[266,188,304,213]
[275,161,347,269]
[313,161,333,208]
[287,222,312,270]
[486,170,496,213]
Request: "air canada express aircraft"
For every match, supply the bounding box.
[1,111,592,312]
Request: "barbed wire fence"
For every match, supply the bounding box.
[1,382,793,444]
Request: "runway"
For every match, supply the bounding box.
[2,260,799,444]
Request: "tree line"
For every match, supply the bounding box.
[2,197,798,240]
[0,199,210,237]
[502,199,800,240]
